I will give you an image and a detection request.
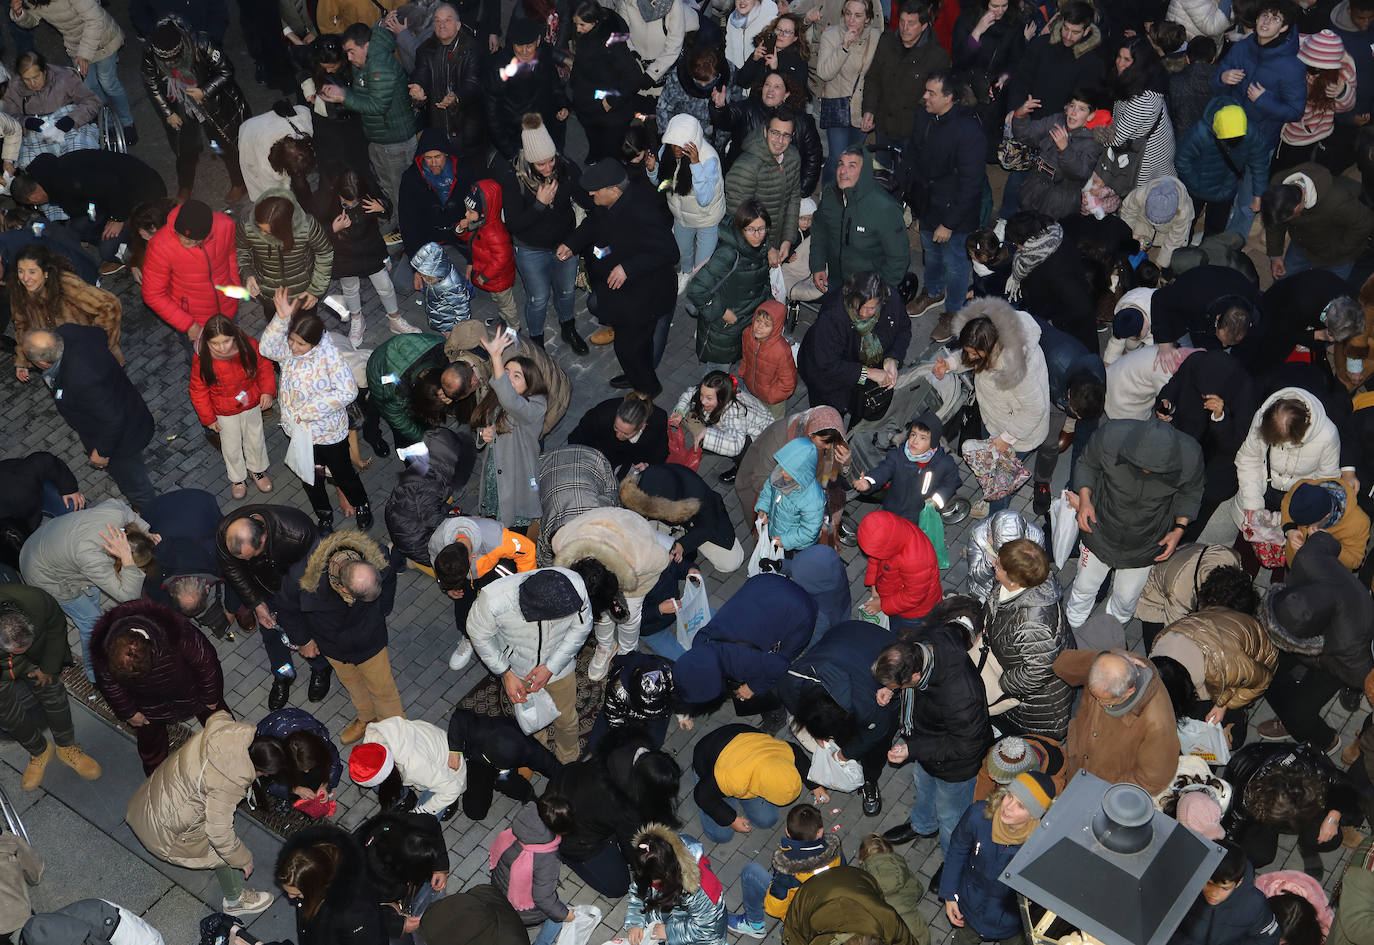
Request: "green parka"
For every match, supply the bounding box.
[339,24,420,145]
[723,129,801,252]
[809,152,910,287]
[688,225,772,365]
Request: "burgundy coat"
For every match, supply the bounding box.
[90,599,225,723]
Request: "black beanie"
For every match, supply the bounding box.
[174,199,213,241]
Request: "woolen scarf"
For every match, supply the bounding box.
[849,300,885,366]
[488,828,560,909]
[1005,223,1063,302]
[991,810,1039,846]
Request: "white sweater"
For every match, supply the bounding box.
[1104,345,1173,421]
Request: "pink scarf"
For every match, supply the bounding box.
[489,828,560,910]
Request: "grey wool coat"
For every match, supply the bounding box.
[477,372,547,524]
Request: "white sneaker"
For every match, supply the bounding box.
[348,312,365,347]
[223,889,274,917]
[389,313,422,334]
[677,271,692,295]
[588,643,617,682]
[448,639,474,672]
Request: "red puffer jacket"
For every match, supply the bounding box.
[189,336,278,425]
[142,204,241,331]
[857,510,942,619]
[456,178,515,292]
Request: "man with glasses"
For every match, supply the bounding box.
[724,109,802,269]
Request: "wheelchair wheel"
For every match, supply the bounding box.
[97,105,126,154]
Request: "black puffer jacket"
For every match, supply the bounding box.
[567,13,643,127]
[411,30,485,157]
[384,429,479,566]
[601,651,675,732]
[215,504,318,608]
[618,464,736,558]
[276,826,390,945]
[981,575,1073,740]
[1224,741,1363,834]
[312,172,391,280]
[484,40,569,160]
[903,622,993,782]
[140,16,249,146]
[493,152,585,250]
[711,96,822,197]
[447,707,561,776]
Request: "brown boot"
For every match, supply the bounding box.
[1341,740,1362,766]
[56,744,101,780]
[224,185,248,204]
[341,719,369,744]
[21,742,53,791]
[589,327,615,345]
[1343,825,1366,849]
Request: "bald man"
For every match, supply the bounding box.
[214,505,330,710]
[1053,649,1180,795]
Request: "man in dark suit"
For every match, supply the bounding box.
[22,326,156,511]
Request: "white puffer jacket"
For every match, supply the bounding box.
[362,717,466,816]
[724,0,779,68]
[11,0,123,63]
[467,567,593,682]
[1233,387,1344,517]
[660,114,726,230]
[1105,345,1173,421]
[946,298,1050,449]
[1164,0,1229,40]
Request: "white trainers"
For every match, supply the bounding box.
[388,313,422,334]
[223,889,274,917]
[588,643,617,682]
[676,271,692,295]
[448,639,474,672]
[347,312,365,347]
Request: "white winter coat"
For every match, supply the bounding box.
[362,717,467,816]
[237,106,315,201]
[467,567,593,682]
[725,0,779,68]
[1103,287,1155,365]
[660,114,726,230]
[1120,177,1195,268]
[1233,387,1344,516]
[1105,345,1173,421]
[947,299,1050,449]
[11,0,123,63]
[617,0,690,82]
[1164,0,1230,40]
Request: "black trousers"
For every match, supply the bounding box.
[301,438,370,517]
[611,323,661,396]
[1233,815,1339,869]
[1265,651,1343,746]
[163,114,245,192]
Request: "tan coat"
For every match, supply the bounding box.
[1280,478,1370,570]
[314,0,405,33]
[125,711,255,871]
[11,0,124,63]
[551,507,670,598]
[1151,607,1277,710]
[815,24,882,126]
[1054,649,1181,796]
[12,271,123,370]
[0,835,43,936]
[1135,543,1241,625]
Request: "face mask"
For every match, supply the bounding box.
[972,260,993,277]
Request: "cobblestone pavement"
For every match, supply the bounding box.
[0,4,1364,942]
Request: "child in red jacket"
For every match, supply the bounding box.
[739,301,797,419]
[189,314,277,498]
[455,180,517,325]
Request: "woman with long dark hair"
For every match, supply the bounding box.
[355,810,451,934]
[236,190,335,321]
[734,13,810,93]
[275,825,392,945]
[9,243,122,382]
[1105,36,1176,189]
[567,1,643,162]
[190,313,276,498]
[952,0,1028,156]
[303,35,372,178]
[622,825,727,945]
[250,707,341,810]
[670,370,773,482]
[470,332,548,530]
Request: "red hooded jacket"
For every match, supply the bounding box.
[455,178,515,292]
[189,336,277,425]
[857,510,942,618]
[142,204,241,331]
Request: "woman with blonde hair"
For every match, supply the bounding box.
[10,243,122,381]
[815,0,881,185]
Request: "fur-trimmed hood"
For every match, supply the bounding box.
[771,833,843,875]
[948,297,1040,392]
[619,472,702,525]
[632,823,702,893]
[298,528,390,595]
[551,507,669,597]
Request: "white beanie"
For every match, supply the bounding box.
[799,197,817,217]
[521,113,556,164]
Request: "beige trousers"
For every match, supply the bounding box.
[327,649,405,723]
[217,407,269,483]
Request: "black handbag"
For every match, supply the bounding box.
[1094,102,1165,195]
[854,379,895,422]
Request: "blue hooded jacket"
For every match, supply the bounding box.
[411,241,474,332]
[1210,29,1306,152]
[780,545,852,642]
[753,437,824,551]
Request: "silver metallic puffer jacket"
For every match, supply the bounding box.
[963,509,1047,601]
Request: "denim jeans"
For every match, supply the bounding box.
[698,793,781,843]
[70,215,126,264]
[514,244,578,337]
[103,452,158,512]
[673,220,719,275]
[40,481,76,519]
[740,861,771,926]
[85,54,135,128]
[533,918,564,945]
[999,169,1027,219]
[919,227,971,303]
[1282,242,1354,280]
[909,761,976,856]
[58,587,102,683]
[1225,166,1260,237]
[824,124,863,187]
[652,310,674,368]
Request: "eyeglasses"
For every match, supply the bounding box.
[767,129,794,140]
[774,27,795,34]
[743,224,768,234]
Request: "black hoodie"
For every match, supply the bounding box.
[273,825,391,945]
[398,127,475,258]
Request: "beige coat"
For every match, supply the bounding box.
[12,0,123,63]
[1135,542,1241,625]
[815,23,882,126]
[0,835,43,936]
[1151,606,1277,709]
[125,711,255,871]
[552,507,671,598]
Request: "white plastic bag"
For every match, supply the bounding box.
[674,573,712,650]
[747,516,784,576]
[769,265,786,303]
[1177,717,1231,765]
[855,601,890,630]
[283,417,315,485]
[806,739,864,792]
[513,687,562,736]
[556,904,603,945]
[1049,489,1078,568]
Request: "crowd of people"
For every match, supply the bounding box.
[3,0,1374,943]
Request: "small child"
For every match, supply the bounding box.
[490,795,577,945]
[857,834,931,944]
[727,803,843,936]
[755,437,824,553]
[454,181,518,323]
[779,197,823,304]
[852,413,960,525]
[966,228,1011,300]
[411,241,474,332]
[739,301,798,419]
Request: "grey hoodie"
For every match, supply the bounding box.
[492,800,569,925]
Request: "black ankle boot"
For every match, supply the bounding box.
[529,333,545,348]
[355,503,373,530]
[561,321,589,355]
[316,511,334,534]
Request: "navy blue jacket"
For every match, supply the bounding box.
[940,800,1026,940]
[1169,864,1280,945]
[1036,317,1106,413]
[255,707,343,796]
[142,489,234,611]
[673,574,817,706]
[780,545,852,641]
[277,541,400,665]
[1150,265,1262,363]
[131,0,228,40]
[1211,30,1306,152]
[798,288,911,415]
[46,323,153,460]
[775,620,898,763]
[898,103,986,236]
[864,444,961,524]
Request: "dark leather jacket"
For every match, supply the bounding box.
[215,505,317,608]
[411,30,486,155]
[139,15,249,146]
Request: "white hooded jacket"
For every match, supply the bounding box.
[1233,386,1345,517]
[660,114,727,230]
[362,717,467,816]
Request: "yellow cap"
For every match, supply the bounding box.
[1212,105,1247,140]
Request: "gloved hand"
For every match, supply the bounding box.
[23,117,42,131]
[54,116,74,132]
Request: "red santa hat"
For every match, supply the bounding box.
[349,742,393,788]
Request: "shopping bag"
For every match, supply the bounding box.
[806,739,865,792]
[283,417,315,485]
[769,265,786,303]
[1240,509,1286,569]
[918,500,949,569]
[674,573,712,650]
[968,636,1021,715]
[1177,717,1232,765]
[961,438,1030,501]
[855,602,890,629]
[747,516,784,576]
[555,905,603,945]
[1049,489,1079,568]
[666,421,702,470]
[513,687,562,735]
